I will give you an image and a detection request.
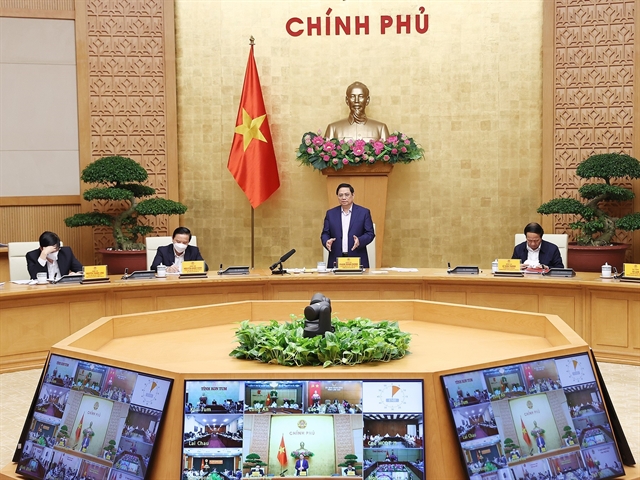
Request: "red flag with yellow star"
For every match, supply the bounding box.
[228,43,280,208]
[277,434,288,466]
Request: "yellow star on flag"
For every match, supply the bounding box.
[235,109,267,151]
[279,446,285,454]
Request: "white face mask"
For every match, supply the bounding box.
[173,242,188,253]
[46,251,59,261]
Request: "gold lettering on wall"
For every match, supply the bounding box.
[553,0,636,256]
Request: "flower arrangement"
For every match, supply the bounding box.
[296,131,424,171]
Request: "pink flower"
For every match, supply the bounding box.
[391,148,398,154]
[323,155,330,162]
[332,158,339,165]
[323,142,335,153]
[373,141,384,155]
[352,145,365,156]
[312,135,324,146]
[383,155,390,161]
[342,158,349,165]
[331,150,338,157]
[362,154,368,160]
[401,146,407,153]
[304,135,311,146]
[404,139,410,145]
[368,158,375,163]
[307,148,313,154]
[387,136,398,144]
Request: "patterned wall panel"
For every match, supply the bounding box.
[553,0,636,254]
[82,0,174,259]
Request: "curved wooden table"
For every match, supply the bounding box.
[0,268,638,372]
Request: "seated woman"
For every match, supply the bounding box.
[151,227,208,272]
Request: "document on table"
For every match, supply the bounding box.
[382,267,419,272]
[12,280,36,285]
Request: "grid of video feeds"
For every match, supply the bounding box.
[441,353,625,480]
[182,380,424,480]
[15,354,172,480]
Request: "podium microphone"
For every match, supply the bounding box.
[269,249,296,271]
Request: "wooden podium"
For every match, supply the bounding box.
[1,299,638,479]
[323,164,393,268]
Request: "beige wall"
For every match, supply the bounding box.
[175,0,544,268]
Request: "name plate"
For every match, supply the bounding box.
[347,471,356,476]
[299,472,307,476]
[624,263,640,278]
[83,265,108,279]
[182,260,205,274]
[497,259,521,272]
[337,257,361,270]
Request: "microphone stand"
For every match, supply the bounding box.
[270,262,288,275]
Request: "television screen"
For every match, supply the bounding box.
[14,354,173,480]
[182,380,425,480]
[441,352,625,480]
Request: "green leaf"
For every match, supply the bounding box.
[136,198,188,216]
[81,156,148,184]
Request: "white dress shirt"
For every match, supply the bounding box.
[341,206,352,253]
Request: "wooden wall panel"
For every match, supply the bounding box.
[545,0,638,261]
[0,0,73,18]
[78,0,180,262]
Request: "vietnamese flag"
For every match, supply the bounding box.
[228,41,280,208]
[75,413,84,443]
[277,434,288,466]
[521,417,532,448]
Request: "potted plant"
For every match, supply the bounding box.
[103,439,117,460]
[537,152,640,271]
[64,155,187,273]
[243,453,267,476]
[56,425,70,446]
[338,453,360,475]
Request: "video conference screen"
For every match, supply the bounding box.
[441,352,625,480]
[14,354,173,480]
[182,380,425,480]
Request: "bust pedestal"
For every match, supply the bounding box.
[322,164,393,268]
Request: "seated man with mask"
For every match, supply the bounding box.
[150,226,208,273]
[26,231,83,280]
[512,222,564,269]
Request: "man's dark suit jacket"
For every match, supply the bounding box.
[26,246,83,280]
[150,244,208,271]
[512,239,564,269]
[321,203,375,268]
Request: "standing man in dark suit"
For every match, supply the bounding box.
[26,231,83,280]
[512,222,564,268]
[150,226,208,272]
[295,454,309,476]
[321,183,375,268]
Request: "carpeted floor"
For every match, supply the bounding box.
[1,363,638,470]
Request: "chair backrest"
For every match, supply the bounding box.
[514,233,568,268]
[8,241,39,281]
[323,224,376,269]
[146,236,197,269]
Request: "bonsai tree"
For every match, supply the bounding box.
[537,153,640,246]
[56,425,70,445]
[338,453,360,472]
[502,437,520,458]
[64,155,187,250]
[103,439,116,458]
[244,453,267,471]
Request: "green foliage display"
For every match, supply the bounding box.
[537,153,640,246]
[230,316,411,367]
[64,156,187,250]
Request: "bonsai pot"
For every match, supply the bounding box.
[567,243,629,272]
[99,249,147,274]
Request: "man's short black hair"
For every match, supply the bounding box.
[336,183,354,195]
[524,222,544,237]
[39,231,61,248]
[172,227,192,241]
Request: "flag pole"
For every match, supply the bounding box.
[251,206,255,268]
[250,35,255,270]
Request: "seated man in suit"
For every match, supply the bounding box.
[321,183,375,268]
[26,231,83,280]
[512,222,564,268]
[150,226,208,272]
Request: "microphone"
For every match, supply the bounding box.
[269,249,296,271]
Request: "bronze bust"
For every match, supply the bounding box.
[325,82,389,141]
